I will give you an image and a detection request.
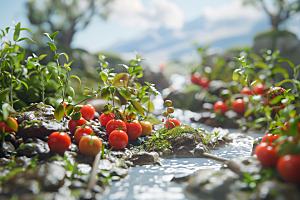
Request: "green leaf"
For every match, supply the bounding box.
[66,86,75,97]
[16,37,35,43]
[28,71,37,79]
[38,54,47,61]
[244,106,256,117]
[101,71,108,82]
[50,31,59,40]
[268,95,284,105]
[113,96,121,106]
[19,80,28,90]
[232,69,242,82]
[101,87,110,100]
[46,72,52,82]
[113,73,128,86]
[141,96,149,104]
[13,22,21,41]
[47,42,57,51]
[271,67,289,79]
[20,27,34,34]
[146,101,155,112]
[117,88,131,100]
[255,61,268,69]
[278,59,295,68]
[275,79,294,87]
[99,54,105,62]
[54,104,64,122]
[130,100,145,117]
[69,75,81,87]
[65,104,74,116]
[60,53,69,62]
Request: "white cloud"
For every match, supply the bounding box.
[203,0,264,25]
[109,0,184,30]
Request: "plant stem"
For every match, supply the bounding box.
[10,68,13,108]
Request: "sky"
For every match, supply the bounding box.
[0,0,299,56]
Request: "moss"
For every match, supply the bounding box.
[19,120,44,128]
[145,125,207,151]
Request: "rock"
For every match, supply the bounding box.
[130,151,162,166]
[0,141,15,158]
[184,168,239,200]
[194,143,211,157]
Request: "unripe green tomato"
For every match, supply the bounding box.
[167,107,174,114]
[165,100,172,106]
[163,111,169,117]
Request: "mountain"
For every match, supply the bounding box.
[107,15,270,69]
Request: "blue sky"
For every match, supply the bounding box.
[1,0,299,56]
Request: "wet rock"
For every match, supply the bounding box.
[0,141,15,158]
[17,141,49,157]
[171,173,191,183]
[175,146,193,158]
[250,180,300,200]
[223,157,262,176]
[207,137,219,150]
[110,167,128,178]
[184,168,239,200]
[194,143,211,157]
[130,151,162,166]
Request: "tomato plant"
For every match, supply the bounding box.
[68,117,86,134]
[253,83,267,95]
[79,135,102,156]
[277,154,300,184]
[190,72,201,85]
[80,104,95,121]
[48,132,71,153]
[198,77,210,88]
[213,101,228,115]
[165,118,180,129]
[99,113,115,126]
[109,129,128,149]
[0,117,18,133]
[233,99,246,114]
[255,142,279,167]
[139,121,153,137]
[106,119,127,136]
[74,125,94,143]
[261,134,280,143]
[125,120,142,140]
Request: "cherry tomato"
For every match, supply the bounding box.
[48,131,71,153]
[190,72,201,85]
[252,83,266,95]
[106,119,127,136]
[74,125,94,143]
[233,99,246,114]
[254,142,279,167]
[68,117,86,134]
[165,118,180,129]
[139,121,153,137]
[198,77,210,88]
[213,101,228,115]
[79,135,102,156]
[99,113,115,126]
[277,154,300,184]
[109,129,128,149]
[261,134,280,143]
[0,117,18,133]
[240,87,252,95]
[80,104,95,121]
[63,102,68,107]
[125,120,142,140]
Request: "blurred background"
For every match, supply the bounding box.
[1,0,300,109]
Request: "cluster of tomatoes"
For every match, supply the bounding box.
[190,72,210,88]
[255,133,300,184]
[48,104,102,156]
[213,83,271,116]
[99,112,153,150]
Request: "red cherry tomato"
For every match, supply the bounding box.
[213,101,228,115]
[240,87,252,95]
[80,104,95,121]
[277,154,300,184]
[79,135,102,156]
[165,118,180,129]
[99,113,115,126]
[198,77,210,88]
[190,72,201,85]
[252,83,266,95]
[233,99,246,114]
[68,117,86,134]
[125,120,142,140]
[74,126,94,143]
[254,142,279,167]
[261,134,280,143]
[109,129,128,149]
[106,119,127,136]
[48,131,71,153]
[0,117,18,133]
